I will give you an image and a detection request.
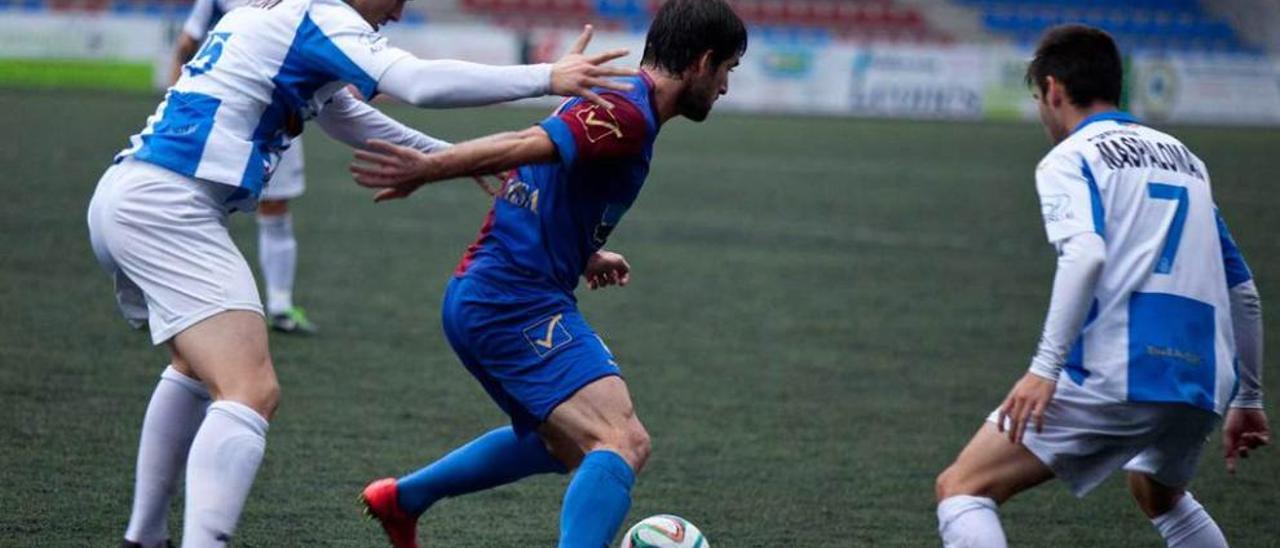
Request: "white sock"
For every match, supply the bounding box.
[183,400,269,548]
[1151,492,1228,547]
[124,366,211,546]
[257,212,296,316]
[938,495,1008,548]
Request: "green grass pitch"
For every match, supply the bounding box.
[1,88,1277,546]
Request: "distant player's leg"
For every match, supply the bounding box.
[1128,474,1227,547]
[173,311,279,547]
[123,360,211,548]
[539,375,651,548]
[934,423,1055,548]
[258,199,314,334]
[259,142,314,335]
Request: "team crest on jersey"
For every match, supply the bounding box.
[500,177,539,213]
[1041,193,1075,223]
[358,32,387,54]
[575,105,624,143]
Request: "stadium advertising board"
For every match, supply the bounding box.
[0,12,165,60]
[845,45,989,119]
[1130,54,1280,126]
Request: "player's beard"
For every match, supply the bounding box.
[679,79,717,122]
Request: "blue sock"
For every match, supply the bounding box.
[559,450,636,548]
[396,427,566,516]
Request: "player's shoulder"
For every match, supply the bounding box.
[306,0,375,33]
[1036,136,1086,175]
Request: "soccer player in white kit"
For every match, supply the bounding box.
[87,0,635,545]
[934,25,1270,547]
[173,0,319,334]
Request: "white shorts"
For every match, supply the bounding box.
[987,383,1219,498]
[87,158,263,345]
[259,138,305,201]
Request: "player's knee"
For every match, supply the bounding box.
[622,422,652,473]
[935,465,972,502]
[580,422,650,473]
[220,359,280,420]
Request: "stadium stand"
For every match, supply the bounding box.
[954,0,1260,54]
[457,0,952,44]
[0,0,1266,54]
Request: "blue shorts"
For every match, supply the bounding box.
[442,275,621,434]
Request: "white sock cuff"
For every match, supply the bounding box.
[1152,492,1211,544]
[937,495,998,528]
[208,401,270,437]
[161,366,210,400]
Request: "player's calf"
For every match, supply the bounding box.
[1127,474,1227,547]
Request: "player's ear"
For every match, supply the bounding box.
[1045,76,1064,108]
[691,49,715,77]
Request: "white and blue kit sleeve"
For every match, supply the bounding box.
[1035,151,1103,244]
[1026,151,1109,380]
[1028,233,1107,381]
[181,0,218,41]
[302,7,414,100]
[376,58,552,108]
[309,5,551,108]
[314,88,450,153]
[1218,210,1264,409]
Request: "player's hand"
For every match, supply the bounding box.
[471,172,511,198]
[997,372,1056,445]
[350,139,433,202]
[550,25,638,110]
[584,250,631,290]
[1223,407,1270,474]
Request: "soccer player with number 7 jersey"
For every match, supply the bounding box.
[934,25,1269,547]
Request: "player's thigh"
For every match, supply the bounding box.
[1126,472,1186,518]
[89,160,264,343]
[1124,405,1218,517]
[937,422,1055,503]
[540,375,649,470]
[169,310,278,418]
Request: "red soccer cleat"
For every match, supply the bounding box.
[362,478,420,548]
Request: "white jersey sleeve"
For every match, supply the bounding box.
[1036,150,1102,245]
[315,88,451,152]
[304,2,411,100]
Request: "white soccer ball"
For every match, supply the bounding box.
[620,514,709,548]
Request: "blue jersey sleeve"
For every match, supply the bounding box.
[1216,209,1253,288]
[538,94,648,169]
[539,114,579,168]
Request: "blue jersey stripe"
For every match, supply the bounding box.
[292,13,379,99]
[1080,159,1106,239]
[1215,209,1253,288]
[134,91,221,178]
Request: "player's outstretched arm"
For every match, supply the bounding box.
[315,88,450,153]
[350,128,558,202]
[377,25,636,110]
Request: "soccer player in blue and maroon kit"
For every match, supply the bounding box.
[350,1,746,546]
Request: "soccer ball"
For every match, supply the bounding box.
[620,514,708,548]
